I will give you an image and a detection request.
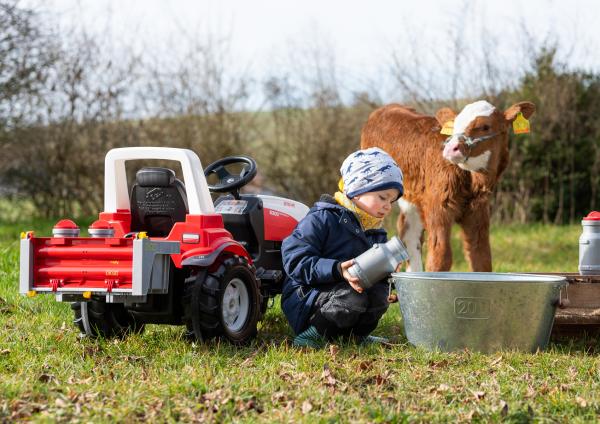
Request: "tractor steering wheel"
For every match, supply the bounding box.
[204,156,257,198]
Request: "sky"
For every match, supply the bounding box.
[28,0,600,103]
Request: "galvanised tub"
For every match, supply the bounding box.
[391,272,567,353]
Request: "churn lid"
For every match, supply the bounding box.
[583,211,600,221]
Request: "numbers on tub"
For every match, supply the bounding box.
[454,297,491,319]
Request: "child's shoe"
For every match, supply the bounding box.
[359,335,390,345]
[293,326,326,349]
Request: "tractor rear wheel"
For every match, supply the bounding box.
[182,256,261,344]
[71,297,144,338]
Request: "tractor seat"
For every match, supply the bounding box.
[130,167,188,237]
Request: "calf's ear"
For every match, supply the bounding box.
[504,101,536,122]
[435,107,457,126]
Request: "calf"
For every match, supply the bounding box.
[360,100,535,271]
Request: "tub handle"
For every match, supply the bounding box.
[556,285,570,309]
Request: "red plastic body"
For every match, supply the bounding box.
[263,207,299,241]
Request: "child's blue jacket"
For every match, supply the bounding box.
[280,195,388,334]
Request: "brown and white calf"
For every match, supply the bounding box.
[360,100,535,271]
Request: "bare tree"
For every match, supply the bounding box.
[259,33,372,203]
[0,1,56,130]
[3,23,138,217]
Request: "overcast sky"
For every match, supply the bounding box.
[29,0,600,103]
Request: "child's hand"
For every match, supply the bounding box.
[340,259,363,293]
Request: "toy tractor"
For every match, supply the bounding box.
[19,147,308,344]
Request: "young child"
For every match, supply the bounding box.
[281,147,404,348]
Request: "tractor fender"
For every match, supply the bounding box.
[181,241,252,268]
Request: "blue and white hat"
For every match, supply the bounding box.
[340,147,404,199]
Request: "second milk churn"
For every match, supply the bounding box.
[579,211,600,275]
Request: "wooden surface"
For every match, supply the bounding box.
[537,273,600,331]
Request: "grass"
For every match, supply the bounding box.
[1,217,599,422]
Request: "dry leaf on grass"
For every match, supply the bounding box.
[321,364,337,387]
[464,409,477,420]
[235,397,263,414]
[240,349,261,367]
[471,390,486,401]
[54,397,68,408]
[271,391,287,404]
[278,371,293,382]
[302,400,313,414]
[490,355,503,367]
[37,373,56,384]
[525,386,536,398]
[358,360,373,371]
[568,366,578,378]
[428,359,449,369]
[375,371,392,386]
[66,375,93,385]
[430,383,450,394]
[9,399,46,421]
[200,388,233,413]
[364,370,393,387]
[559,383,574,392]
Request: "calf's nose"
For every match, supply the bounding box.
[443,140,466,163]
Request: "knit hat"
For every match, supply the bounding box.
[340,147,404,199]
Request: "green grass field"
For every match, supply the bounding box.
[1,218,599,422]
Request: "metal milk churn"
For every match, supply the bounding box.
[348,236,409,289]
[579,211,600,275]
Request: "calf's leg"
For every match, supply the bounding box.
[459,200,492,272]
[424,211,453,271]
[397,198,424,272]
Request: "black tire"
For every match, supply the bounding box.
[71,298,144,339]
[182,256,261,344]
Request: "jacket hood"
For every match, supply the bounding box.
[311,194,344,212]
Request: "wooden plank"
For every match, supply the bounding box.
[559,283,600,308]
[555,307,600,325]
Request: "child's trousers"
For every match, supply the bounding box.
[308,281,389,339]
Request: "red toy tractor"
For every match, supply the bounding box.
[19,147,308,344]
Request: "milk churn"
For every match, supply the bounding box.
[348,236,409,289]
[579,211,600,275]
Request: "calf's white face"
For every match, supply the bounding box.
[442,100,496,171]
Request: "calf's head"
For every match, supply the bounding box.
[437,100,536,173]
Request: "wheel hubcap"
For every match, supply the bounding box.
[221,277,250,332]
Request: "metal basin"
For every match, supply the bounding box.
[391,272,567,353]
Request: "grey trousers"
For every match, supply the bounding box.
[309,281,389,338]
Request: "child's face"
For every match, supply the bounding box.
[352,188,399,218]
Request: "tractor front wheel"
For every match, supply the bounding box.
[71,298,144,338]
[183,256,261,345]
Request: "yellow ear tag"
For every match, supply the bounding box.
[440,121,454,136]
[338,178,344,192]
[512,112,530,134]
